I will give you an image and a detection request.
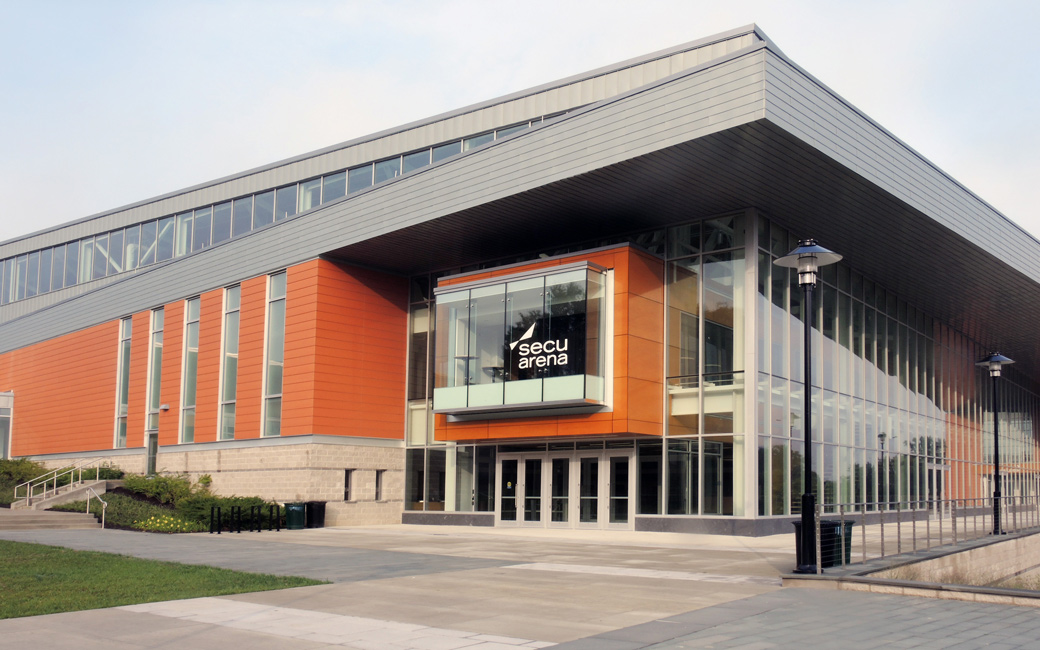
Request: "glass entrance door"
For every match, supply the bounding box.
[500,458,518,522]
[579,456,599,525]
[609,455,631,525]
[498,450,634,529]
[550,457,570,524]
[497,454,546,527]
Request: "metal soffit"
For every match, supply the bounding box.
[329,120,1040,378]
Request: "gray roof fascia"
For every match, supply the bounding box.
[757,39,1040,251]
[0,44,774,354]
[0,25,765,250]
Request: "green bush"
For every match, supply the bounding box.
[122,474,195,505]
[176,494,279,527]
[0,459,50,505]
[132,513,206,534]
[0,459,48,485]
[50,493,178,530]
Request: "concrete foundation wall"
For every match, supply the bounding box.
[32,438,406,526]
[873,532,1040,584]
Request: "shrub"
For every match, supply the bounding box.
[122,474,195,505]
[176,494,278,528]
[0,459,48,485]
[132,513,206,534]
[50,493,177,530]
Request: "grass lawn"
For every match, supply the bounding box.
[0,539,325,619]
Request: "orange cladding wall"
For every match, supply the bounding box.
[435,245,664,442]
[281,259,409,439]
[0,321,120,456]
[0,259,407,456]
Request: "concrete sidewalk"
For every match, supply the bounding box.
[1,525,1038,649]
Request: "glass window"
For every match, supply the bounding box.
[433,266,605,412]
[212,201,232,244]
[77,239,93,286]
[147,308,164,431]
[181,297,200,443]
[669,223,700,258]
[463,132,493,151]
[192,207,212,252]
[496,123,528,138]
[25,251,40,298]
[298,178,321,212]
[50,245,65,292]
[38,249,52,296]
[155,216,175,262]
[64,241,80,287]
[115,317,132,448]
[703,214,745,252]
[92,233,108,280]
[220,286,241,440]
[108,229,124,275]
[321,171,346,203]
[402,150,430,174]
[264,272,287,436]
[253,190,275,228]
[175,212,193,257]
[122,225,139,273]
[232,197,253,237]
[348,165,373,194]
[374,158,401,184]
[139,221,157,266]
[13,254,25,300]
[275,185,297,221]
[432,141,461,163]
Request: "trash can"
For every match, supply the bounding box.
[819,520,855,567]
[285,502,306,530]
[305,501,326,528]
[792,520,855,568]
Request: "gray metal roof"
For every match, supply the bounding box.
[2,29,1039,382]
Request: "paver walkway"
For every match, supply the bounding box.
[1,525,1038,649]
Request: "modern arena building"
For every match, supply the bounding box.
[1,25,1038,534]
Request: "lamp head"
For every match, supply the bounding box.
[976,353,1014,378]
[773,239,842,287]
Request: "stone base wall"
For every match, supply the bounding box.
[33,439,405,526]
[872,532,1040,584]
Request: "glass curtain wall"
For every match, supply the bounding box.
[402,210,1040,521]
[755,214,1040,516]
[664,214,747,516]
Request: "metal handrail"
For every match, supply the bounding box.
[808,494,1040,570]
[85,486,108,529]
[13,457,106,507]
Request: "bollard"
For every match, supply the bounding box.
[270,504,280,531]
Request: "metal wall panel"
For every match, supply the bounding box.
[762,49,1040,280]
[0,45,771,354]
[0,28,764,260]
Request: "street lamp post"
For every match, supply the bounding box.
[976,353,1014,536]
[775,239,842,574]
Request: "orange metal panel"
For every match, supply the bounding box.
[158,300,184,446]
[234,276,268,439]
[4,321,119,456]
[193,289,223,444]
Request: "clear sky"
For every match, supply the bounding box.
[1,0,1037,244]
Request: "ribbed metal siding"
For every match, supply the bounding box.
[0,32,759,259]
[0,46,770,353]
[762,50,1040,280]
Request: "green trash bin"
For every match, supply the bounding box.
[285,502,305,530]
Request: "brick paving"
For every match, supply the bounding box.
[1,526,1038,649]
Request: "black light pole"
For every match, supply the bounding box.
[775,239,841,573]
[976,353,1014,535]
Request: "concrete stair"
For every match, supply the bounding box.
[0,508,101,530]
